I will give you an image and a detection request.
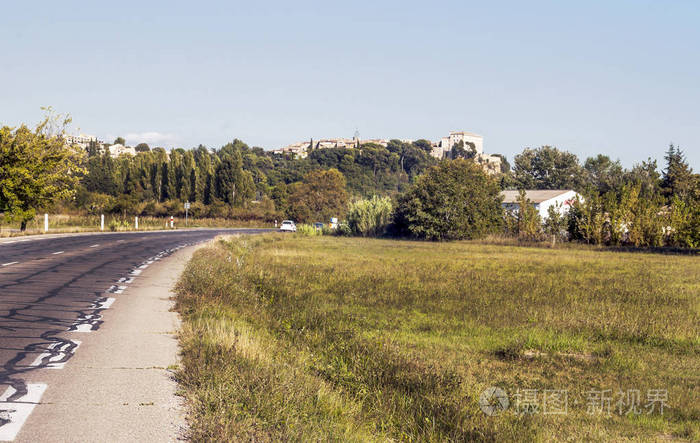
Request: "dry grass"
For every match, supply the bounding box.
[0,214,269,236]
[175,234,699,442]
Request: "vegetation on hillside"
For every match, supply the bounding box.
[1,112,698,247]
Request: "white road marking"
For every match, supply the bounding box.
[0,384,48,441]
[94,297,116,309]
[129,269,142,276]
[71,314,102,332]
[51,251,64,255]
[72,323,96,333]
[106,285,126,294]
[29,340,81,369]
[1,262,18,267]
[117,277,134,284]
[89,244,99,248]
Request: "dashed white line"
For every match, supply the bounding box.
[2,262,18,267]
[89,244,99,248]
[0,384,48,441]
[29,340,81,369]
[94,297,116,309]
[51,251,64,255]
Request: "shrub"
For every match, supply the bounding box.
[297,224,322,236]
[334,223,352,236]
[346,196,393,237]
[515,189,542,241]
[393,159,504,241]
[108,219,131,231]
[667,197,700,248]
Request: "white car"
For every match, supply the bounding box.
[279,220,296,232]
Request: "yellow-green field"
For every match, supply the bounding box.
[175,235,699,442]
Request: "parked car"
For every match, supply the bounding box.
[279,220,296,232]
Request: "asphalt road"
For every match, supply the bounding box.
[0,229,269,441]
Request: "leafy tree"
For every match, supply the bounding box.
[662,144,694,202]
[287,169,348,223]
[214,146,254,206]
[114,137,126,145]
[0,113,86,230]
[394,159,503,240]
[667,196,700,248]
[515,189,542,240]
[623,158,661,200]
[412,139,433,153]
[543,204,567,245]
[567,193,606,244]
[449,140,476,160]
[584,154,624,195]
[513,146,583,190]
[135,143,150,152]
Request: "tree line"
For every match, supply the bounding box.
[1,112,698,247]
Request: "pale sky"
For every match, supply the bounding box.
[1,0,698,169]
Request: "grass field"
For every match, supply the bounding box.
[175,235,699,442]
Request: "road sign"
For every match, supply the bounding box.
[184,202,191,210]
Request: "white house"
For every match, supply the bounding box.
[501,190,580,219]
[108,144,137,158]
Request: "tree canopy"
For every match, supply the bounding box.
[394,159,503,240]
[0,114,86,229]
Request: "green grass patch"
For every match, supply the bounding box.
[175,234,699,441]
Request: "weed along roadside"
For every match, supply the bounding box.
[173,234,699,441]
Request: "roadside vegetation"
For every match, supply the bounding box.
[3,111,697,249]
[0,214,268,237]
[175,234,699,441]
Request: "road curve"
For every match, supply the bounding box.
[0,229,269,440]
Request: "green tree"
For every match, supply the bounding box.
[513,146,583,190]
[215,147,254,206]
[584,154,624,195]
[543,204,567,245]
[515,189,542,240]
[114,137,126,145]
[0,113,86,230]
[662,144,694,202]
[394,159,503,240]
[135,143,150,152]
[287,169,349,223]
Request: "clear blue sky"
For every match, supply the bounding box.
[1,0,698,169]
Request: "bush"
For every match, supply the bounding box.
[296,224,322,236]
[334,223,352,236]
[394,159,504,241]
[108,219,131,231]
[346,196,393,237]
[668,197,700,248]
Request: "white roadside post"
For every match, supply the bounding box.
[44,214,48,232]
[135,216,139,230]
[100,214,104,231]
[170,216,174,229]
[184,201,190,227]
